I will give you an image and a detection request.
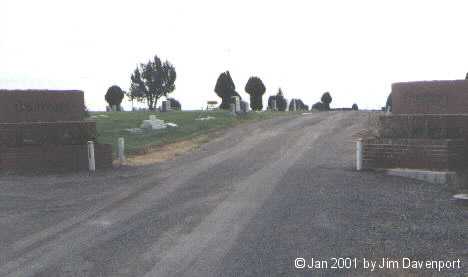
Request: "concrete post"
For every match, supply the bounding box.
[88,141,96,173]
[356,139,363,171]
[118,137,125,164]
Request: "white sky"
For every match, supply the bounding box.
[2,0,468,111]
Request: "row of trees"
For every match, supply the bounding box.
[104,54,357,112]
[214,71,341,112]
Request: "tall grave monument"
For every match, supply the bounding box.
[0,90,112,172]
[363,80,468,171]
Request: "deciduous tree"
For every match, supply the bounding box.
[129,55,176,110]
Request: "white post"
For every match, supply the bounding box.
[356,139,363,171]
[118,137,125,164]
[88,141,96,173]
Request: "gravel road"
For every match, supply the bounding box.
[0,111,466,276]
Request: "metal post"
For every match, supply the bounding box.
[88,141,96,173]
[118,137,125,164]
[356,139,363,171]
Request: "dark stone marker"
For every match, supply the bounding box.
[0,90,84,123]
[391,80,468,114]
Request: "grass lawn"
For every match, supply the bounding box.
[89,110,290,156]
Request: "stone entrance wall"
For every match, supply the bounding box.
[0,90,85,123]
[363,138,466,171]
[0,90,112,173]
[391,80,468,114]
[363,80,468,172]
[0,144,112,172]
[378,114,468,139]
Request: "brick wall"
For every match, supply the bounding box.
[0,144,112,173]
[378,114,468,139]
[0,121,97,147]
[362,138,466,171]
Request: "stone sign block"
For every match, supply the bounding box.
[391,80,468,114]
[0,90,85,123]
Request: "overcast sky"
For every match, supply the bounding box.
[2,0,468,111]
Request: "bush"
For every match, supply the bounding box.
[105,85,125,111]
[267,95,277,110]
[245,77,266,111]
[385,93,392,111]
[312,102,325,111]
[168,98,181,110]
[214,71,241,109]
[352,103,359,110]
[276,88,287,111]
[320,92,332,110]
[289,99,308,111]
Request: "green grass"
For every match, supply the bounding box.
[89,110,289,156]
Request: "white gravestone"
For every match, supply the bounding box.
[141,115,167,130]
[231,96,240,113]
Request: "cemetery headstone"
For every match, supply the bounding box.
[231,96,241,113]
[141,115,167,130]
[161,100,171,112]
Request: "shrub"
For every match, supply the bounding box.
[105,85,125,111]
[385,93,392,111]
[214,71,241,109]
[276,88,287,111]
[289,99,308,111]
[168,98,181,110]
[312,102,325,111]
[320,92,332,110]
[352,103,359,110]
[267,95,277,110]
[245,76,266,111]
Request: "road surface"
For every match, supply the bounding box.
[0,112,466,276]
